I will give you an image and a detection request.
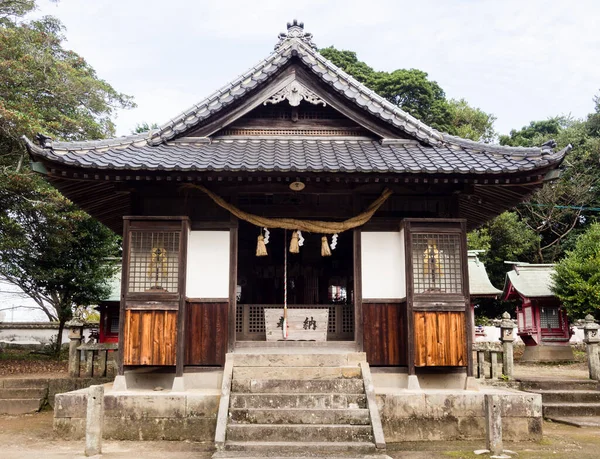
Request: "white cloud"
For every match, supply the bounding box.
[34,0,600,137]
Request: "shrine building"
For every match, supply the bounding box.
[24,21,569,447]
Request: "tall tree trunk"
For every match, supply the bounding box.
[55,317,67,359]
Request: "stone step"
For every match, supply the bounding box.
[0,398,44,415]
[0,378,48,389]
[229,408,371,425]
[226,424,374,443]
[214,454,390,459]
[531,390,600,404]
[230,353,366,368]
[543,402,600,417]
[232,379,365,394]
[519,379,598,391]
[230,393,367,410]
[223,441,377,454]
[545,416,600,428]
[0,388,47,399]
[233,367,361,381]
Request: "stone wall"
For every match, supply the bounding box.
[377,389,542,442]
[54,389,220,441]
[54,386,541,443]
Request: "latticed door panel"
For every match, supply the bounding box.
[128,230,181,294]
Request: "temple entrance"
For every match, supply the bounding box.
[235,221,355,341]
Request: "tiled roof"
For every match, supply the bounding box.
[468,251,502,297]
[502,263,556,298]
[23,138,567,175]
[23,20,570,175]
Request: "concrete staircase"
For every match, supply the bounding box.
[520,378,600,427]
[214,352,386,457]
[0,379,47,415]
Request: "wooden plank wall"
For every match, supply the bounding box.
[185,302,228,366]
[414,311,466,367]
[362,302,407,366]
[123,310,177,365]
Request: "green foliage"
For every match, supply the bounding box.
[320,47,458,133]
[0,3,135,168]
[319,47,497,139]
[468,212,539,288]
[0,172,120,354]
[499,118,563,147]
[503,103,600,262]
[132,122,159,134]
[448,98,496,143]
[552,223,600,319]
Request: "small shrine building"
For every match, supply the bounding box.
[502,262,573,361]
[24,21,568,384]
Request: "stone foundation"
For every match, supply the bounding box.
[54,388,220,441]
[377,389,542,442]
[54,367,542,443]
[521,344,575,362]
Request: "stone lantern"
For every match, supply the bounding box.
[583,314,600,380]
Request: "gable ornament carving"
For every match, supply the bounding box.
[264,80,326,107]
[275,19,317,51]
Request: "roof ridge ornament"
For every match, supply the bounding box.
[275,19,317,51]
[264,80,326,107]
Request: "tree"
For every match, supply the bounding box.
[500,108,600,262]
[468,212,539,289]
[132,122,159,134]
[552,223,600,319]
[0,1,135,169]
[0,1,132,353]
[0,173,120,354]
[319,47,455,132]
[448,98,496,143]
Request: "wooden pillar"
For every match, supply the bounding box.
[353,228,363,350]
[175,219,190,377]
[117,219,130,377]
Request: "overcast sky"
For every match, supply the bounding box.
[34,0,600,140]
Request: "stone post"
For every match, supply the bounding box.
[484,394,503,455]
[583,314,600,381]
[85,384,104,457]
[67,322,83,378]
[499,311,515,380]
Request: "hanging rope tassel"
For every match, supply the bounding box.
[289,230,300,253]
[321,235,332,257]
[256,234,268,257]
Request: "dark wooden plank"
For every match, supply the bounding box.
[185,302,228,366]
[362,303,406,366]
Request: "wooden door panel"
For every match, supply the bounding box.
[363,302,407,366]
[185,302,228,366]
[414,311,466,367]
[123,310,177,365]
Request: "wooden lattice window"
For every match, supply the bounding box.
[128,231,180,293]
[412,233,463,294]
[541,306,561,330]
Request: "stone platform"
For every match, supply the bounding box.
[521,344,575,362]
[53,349,542,443]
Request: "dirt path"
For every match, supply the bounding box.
[2,411,600,459]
